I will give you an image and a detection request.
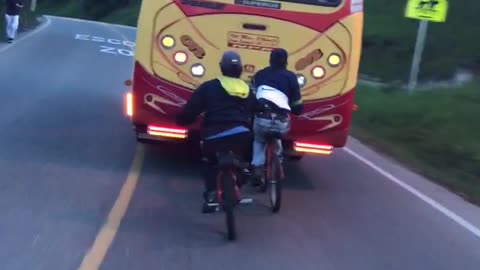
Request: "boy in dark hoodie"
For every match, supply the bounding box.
[250,48,304,182]
[176,51,258,213]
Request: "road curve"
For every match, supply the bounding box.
[0,16,479,270]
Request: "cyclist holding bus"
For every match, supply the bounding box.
[175,51,259,213]
[175,49,302,213]
[250,48,304,184]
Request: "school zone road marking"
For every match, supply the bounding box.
[77,144,145,270]
[74,34,136,57]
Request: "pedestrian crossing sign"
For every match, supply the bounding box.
[405,0,448,22]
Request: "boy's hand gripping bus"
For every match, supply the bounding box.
[125,0,363,159]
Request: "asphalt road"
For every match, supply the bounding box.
[0,16,479,270]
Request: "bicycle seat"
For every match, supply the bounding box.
[216,151,249,170]
[264,131,284,141]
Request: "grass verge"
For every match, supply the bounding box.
[352,82,480,205]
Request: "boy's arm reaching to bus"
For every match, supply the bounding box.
[288,72,303,116]
[175,83,206,126]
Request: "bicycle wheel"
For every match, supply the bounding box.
[221,170,237,240]
[268,150,282,213]
[259,147,268,193]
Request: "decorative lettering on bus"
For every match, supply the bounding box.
[295,49,323,71]
[234,0,281,9]
[229,44,274,52]
[180,35,206,59]
[181,0,225,10]
[228,32,279,49]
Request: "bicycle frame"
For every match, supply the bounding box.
[215,169,241,205]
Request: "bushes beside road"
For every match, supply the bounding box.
[37,0,133,20]
[352,82,480,204]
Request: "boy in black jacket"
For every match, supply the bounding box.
[250,48,304,182]
[176,51,258,213]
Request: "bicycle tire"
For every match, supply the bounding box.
[268,152,282,213]
[221,171,237,241]
[259,144,270,193]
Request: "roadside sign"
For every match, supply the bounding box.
[405,0,448,92]
[405,0,448,23]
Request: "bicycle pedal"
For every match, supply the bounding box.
[207,202,220,207]
[239,198,253,204]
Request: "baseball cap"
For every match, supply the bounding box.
[220,50,242,68]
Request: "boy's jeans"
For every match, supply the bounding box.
[251,114,290,167]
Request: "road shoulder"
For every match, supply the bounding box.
[0,16,49,53]
[345,136,480,237]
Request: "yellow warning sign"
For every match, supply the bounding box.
[405,0,448,22]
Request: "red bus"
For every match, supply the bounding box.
[125,0,363,158]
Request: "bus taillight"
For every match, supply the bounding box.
[297,74,306,88]
[327,53,341,67]
[294,142,333,155]
[191,63,205,77]
[311,66,326,79]
[147,125,188,139]
[126,92,133,117]
[161,35,175,49]
[174,51,188,64]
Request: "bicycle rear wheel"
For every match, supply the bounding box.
[221,171,237,240]
[267,146,282,213]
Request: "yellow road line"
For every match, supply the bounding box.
[78,144,145,270]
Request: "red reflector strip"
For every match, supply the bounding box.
[147,125,187,139]
[294,142,333,155]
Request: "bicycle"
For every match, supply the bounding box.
[259,131,285,213]
[211,150,252,241]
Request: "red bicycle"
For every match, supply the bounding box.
[259,131,285,213]
[213,151,252,241]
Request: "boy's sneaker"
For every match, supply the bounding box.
[7,38,13,43]
[250,165,265,186]
[202,191,219,214]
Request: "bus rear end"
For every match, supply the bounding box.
[126,0,363,155]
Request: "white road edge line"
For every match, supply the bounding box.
[45,15,137,30]
[0,16,51,54]
[344,147,480,239]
